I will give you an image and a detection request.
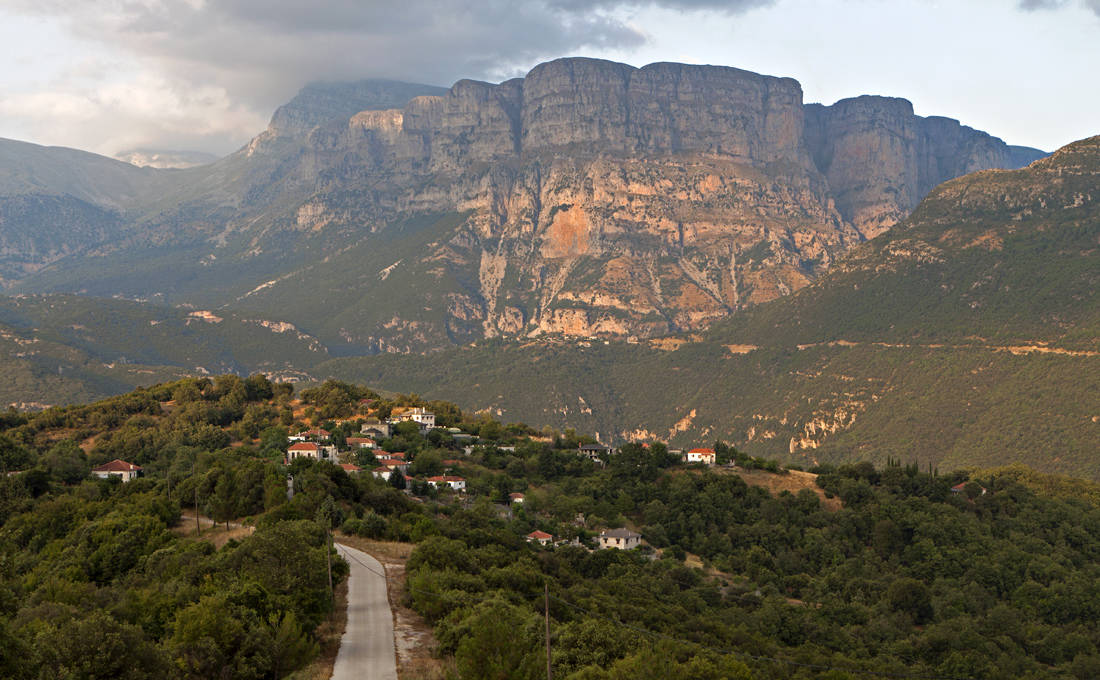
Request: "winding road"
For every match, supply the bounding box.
[332,543,398,680]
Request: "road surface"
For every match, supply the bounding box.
[332,543,398,680]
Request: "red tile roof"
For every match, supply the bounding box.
[688,448,715,454]
[527,530,553,540]
[92,459,142,473]
[288,442,319,452]
[509,492,526,499]
[427,475,465,483]
[378,458,406,466]
[340,463,362,472]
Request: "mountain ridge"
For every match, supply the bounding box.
[2,58,1044,351]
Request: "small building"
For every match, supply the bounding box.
[372,467,393,481]
[360,418,391,439]
[346,437,377,450]
[685,448,716,465]
[599,528,642,550]
[951,481,988,496]
[426,475,466,492]
[388,407,436,431]
[526,530,553,546]
[340,463,362,475]
[377,458,409,475]
[91,459,142,482]
[579,444,613,462]
[509,492,526,504]
[287,442,324,461]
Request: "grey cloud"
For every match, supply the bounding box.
[3,0,781,155]
[5,0,666,153]
[14,1,652,98]
[1017,0,1100,15]
[549,0,774,11]
[1017,0,1068,9]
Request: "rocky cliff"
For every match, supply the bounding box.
[226,58,1042,350]
[7,58,1045,352]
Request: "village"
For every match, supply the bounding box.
[90,399,739,554]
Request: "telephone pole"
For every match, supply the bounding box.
[545,581,553,680]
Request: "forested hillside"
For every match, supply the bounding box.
[2,379,1099,678]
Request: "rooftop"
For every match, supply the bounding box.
[92,459,142,472]
[600,528,641,539]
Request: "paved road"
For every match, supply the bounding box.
[332,543,398,680]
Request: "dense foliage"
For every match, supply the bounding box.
[4,377,1100,679]
[399,454,1100,679]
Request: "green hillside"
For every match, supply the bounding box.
[0,295,327,407]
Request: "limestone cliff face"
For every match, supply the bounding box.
[216,58,1048,350]
[12,59,1037,351]
[803,96,1045,238]
[233,58,1040,350]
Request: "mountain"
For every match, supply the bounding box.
[3,58,1043,353]
[115,149,221,169]
[0,135,1093,476]
[0,138,179,284]
[321,135,1100,478]
[0,294,327,408]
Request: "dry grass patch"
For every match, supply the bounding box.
[719,468,842,511]
[335,535,450,680]
[175,512,254,548]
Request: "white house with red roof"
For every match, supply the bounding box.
[376,457,408,474]
[509,492,526,504]
[345,437,376,450]
[426,475,466,491]
[91,459,142,482]
[684,448,716,465]
[287,442,335,461]
[339,463,362,475]
[526,530,553,546]
[289,428,331,443]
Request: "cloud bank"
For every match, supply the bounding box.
[0,0,770,157]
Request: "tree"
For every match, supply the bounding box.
[42,440,89,484]
[0,434,31,473]
[455,599,540,680]
[886,577,934,624]
[269,611,317,678]
[208,469,238,531]
[389,469,406,490]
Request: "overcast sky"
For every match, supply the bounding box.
[1,0,1097,158]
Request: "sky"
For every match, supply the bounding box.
[0,0,1097,158]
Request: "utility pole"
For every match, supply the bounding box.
[194,464,200,535]
[545,581,552,680]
